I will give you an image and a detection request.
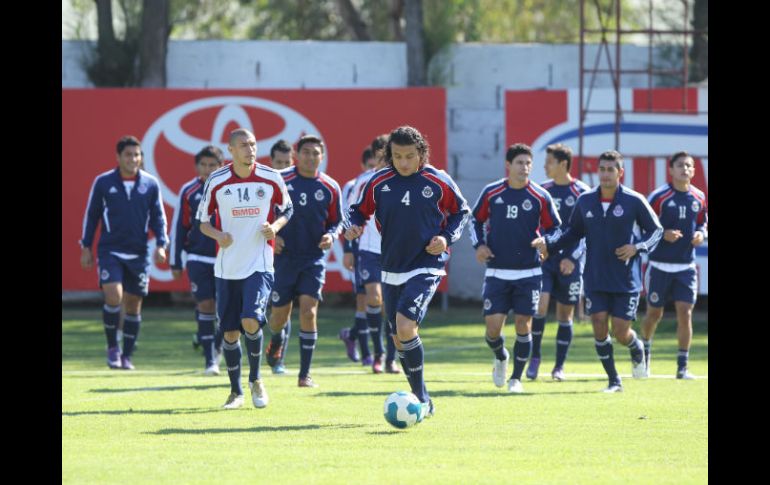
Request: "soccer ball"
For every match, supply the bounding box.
[383,391,423,429]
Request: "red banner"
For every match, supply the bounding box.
[63,89,447,292]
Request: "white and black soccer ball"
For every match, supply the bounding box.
[383,391,423,429]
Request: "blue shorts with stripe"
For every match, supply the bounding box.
[482,275,542,316]
[584,290,640,321]
[645,265,697,307]
[186,261,215,302]
[383,273,442,336]
[541,257,583,306]
[215,270,274,332]
[271,255,326,307]
[97,252,151,296]
[357,250,382,287]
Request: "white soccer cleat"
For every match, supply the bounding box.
[632,359,647,379]
[602,383,623,393]
[222,392,244,409]
[677,368,696,380]
[492,349,510,388]
[204,363,220,376]
[249,380,269,408]
[507,378,524,394]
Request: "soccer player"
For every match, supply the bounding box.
[80,135,169,370]
[346,125,470,418]
[641,151,707,379]
[338,146,379,365]
[527,144,590,381]
[196,128,293,409]
[266,135,344,388]
[264,139,295,375]
[470,143,561,393]
[346,135,401,374]
[170,145,225,375]
[534,150,663,393]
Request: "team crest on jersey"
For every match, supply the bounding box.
[224,189,232,195]
[100,269,110,280]
[256,187,266,199]
[613,205,624,217]
[495,197,504,204]
[191,282,198,293]
[315,189,325,201]
[422,186,433,198]
[522,199,533,211]
[483,298,492,310]
[271,291,280,303]
[649,292,659,304]
[137,183,148,194]
[692,201,700,212]
[565,196,575,207]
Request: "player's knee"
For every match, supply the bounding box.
[366,294,382,308]
[241,318,259,334]
[224,330,240,343]
[198,299,215,314]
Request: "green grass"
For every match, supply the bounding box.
[62,307,708,484]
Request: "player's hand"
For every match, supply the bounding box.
[559,258,575,276]
[219,232,234,249]
[345,225,363,240]
[171,269,183,280]
[261,222,277,240]
[318,233,334,250]
[615,244,637,261]
[274,235,285,254]
[475,245,494,264]
[663,229,683,242]
[80,247,93,270]
[343,252,355,271]
[691,231,705,246]
[154,247,167,264]
[425,235,448,255]
[531,237,549,260]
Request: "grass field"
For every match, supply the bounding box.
[62,306,708,484]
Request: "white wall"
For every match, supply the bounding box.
[61,40,680,299]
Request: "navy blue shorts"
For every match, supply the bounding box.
[215,271,274,332]
[584,290,640,321]
[383,273,442,336]
[98,252,151,296]
[645,265,697,307]
[541,257,583,306]
[357,250,382,287]
[271,255,326,307]
[482,275,542,317]
[186,261,215,302]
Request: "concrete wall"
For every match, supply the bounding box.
[62,40,668,299]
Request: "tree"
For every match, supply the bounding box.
[689,0,707,83]
[404,0,426,86]
[138,0,169,87]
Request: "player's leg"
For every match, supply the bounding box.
[266,256,296,368]
[217,277,245,409]
[365,281,385,372]
[551,274,580,380]
[241,271,272,408]
[609,293,645,378]
[98,254,124,368]
[673,268,698,379]
[384,283,412,385]
[188,261,218,374]
[641,265,668,374]
[510,276,539,390]
[119,258,151,370]
[295,260,326,387]
[588,292,622,391]
[482,277,512,388]
[529,267,553,379]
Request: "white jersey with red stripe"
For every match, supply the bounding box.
[196,163,292,280]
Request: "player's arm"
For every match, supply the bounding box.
[149,184,169,263]
[262,176,293,241]
[437,176,471,248]
[319,182,344,249]
[170,188,190,277]
[345,177,377,240]
[80,177,103,269]
[692,197,708,246]
[196,176,232,248]
[469,187,493,263]
[542,199,585,254]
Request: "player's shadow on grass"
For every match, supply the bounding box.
[89,384,225,393]
[366,430,401,435]
[146,424,364,435]
[62,407,220,416]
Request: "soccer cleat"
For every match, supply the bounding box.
[338,328,360,362]
[551,366,565,381]
[507,378,524,394]
[361,354,374,366]
[298,376,319,388]
[385,360,401,374]
[249,380,269,408]
[420,399,435,419]
[192,333,201,351]
[107,346,122,369]
[676,368,696,380]
[602,381,623,393]
[632,359,647,379]
[120,355,135,370]
[265,340,283,368]
[222,392,244,409]
[526,357,541,380]
[204,363,220,376]
[271,363,286,375]
[372,355,384,374]
[492,349,510,388]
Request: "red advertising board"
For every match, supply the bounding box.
[63,89,447,292]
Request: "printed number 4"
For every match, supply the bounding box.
[401,191,410,206]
